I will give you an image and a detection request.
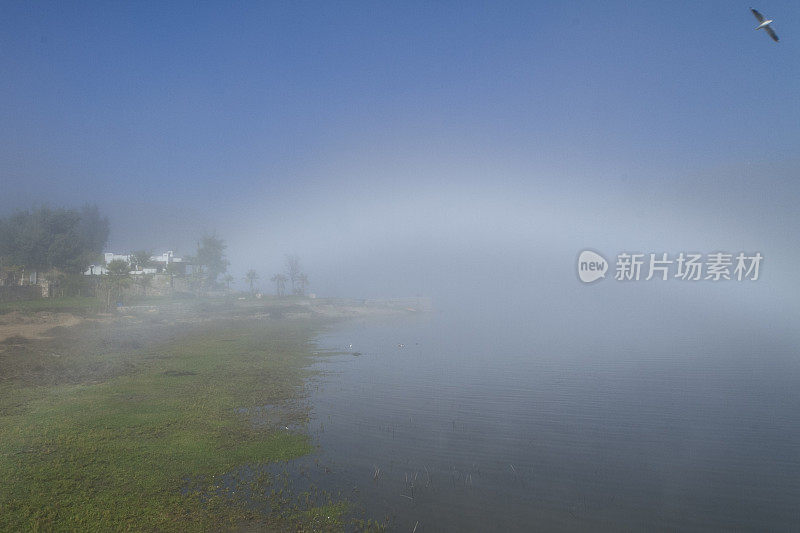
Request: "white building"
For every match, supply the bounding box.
[104,252,131,264]
[150,251,183,269]
[85,250,186,276]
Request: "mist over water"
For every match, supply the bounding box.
[300,298,800,531]
[203,156,799,530]
[273,183,800,529]
[2,2,799,529]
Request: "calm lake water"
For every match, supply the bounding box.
[289,308,800,531]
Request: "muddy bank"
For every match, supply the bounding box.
[0,295,426,529]
[0,296,428,343]
[0,311,86,343]
[0,297,427,387]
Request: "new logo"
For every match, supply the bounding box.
[577,250,608,283]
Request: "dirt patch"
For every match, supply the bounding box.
[0,312,84,343]
[0,334,29,346]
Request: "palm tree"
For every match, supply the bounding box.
[270,273,287,296]
[223,274,234,294]
[244,269,259,296]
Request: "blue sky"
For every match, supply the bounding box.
[1,1,798,301]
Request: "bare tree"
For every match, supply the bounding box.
[285,254,302,294]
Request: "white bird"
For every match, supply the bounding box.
[751,8,779,42]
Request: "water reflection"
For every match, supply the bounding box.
[282,311,800,531]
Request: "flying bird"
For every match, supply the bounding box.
[751,8,779,42]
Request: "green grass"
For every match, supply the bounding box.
[0,318,355,531]
[0,295,105,315]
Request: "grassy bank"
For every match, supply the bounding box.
[0,315,356,530]
[0,295,105,315]
[0,294,202,315]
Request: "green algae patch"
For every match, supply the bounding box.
[0,318,340,531]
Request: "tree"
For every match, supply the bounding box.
[195,235,228,288]
[270,273,287,296]
[102,259,131,309]
[244,270,259,296]
[43,270,86,298]
[61,273,89,298]
[131,250,153,272]
[285,254,302,294]
[0,205,109,275]
[76,205,110,259]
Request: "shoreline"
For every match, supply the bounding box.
[0,296,418,530]
[0,295,430,344]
